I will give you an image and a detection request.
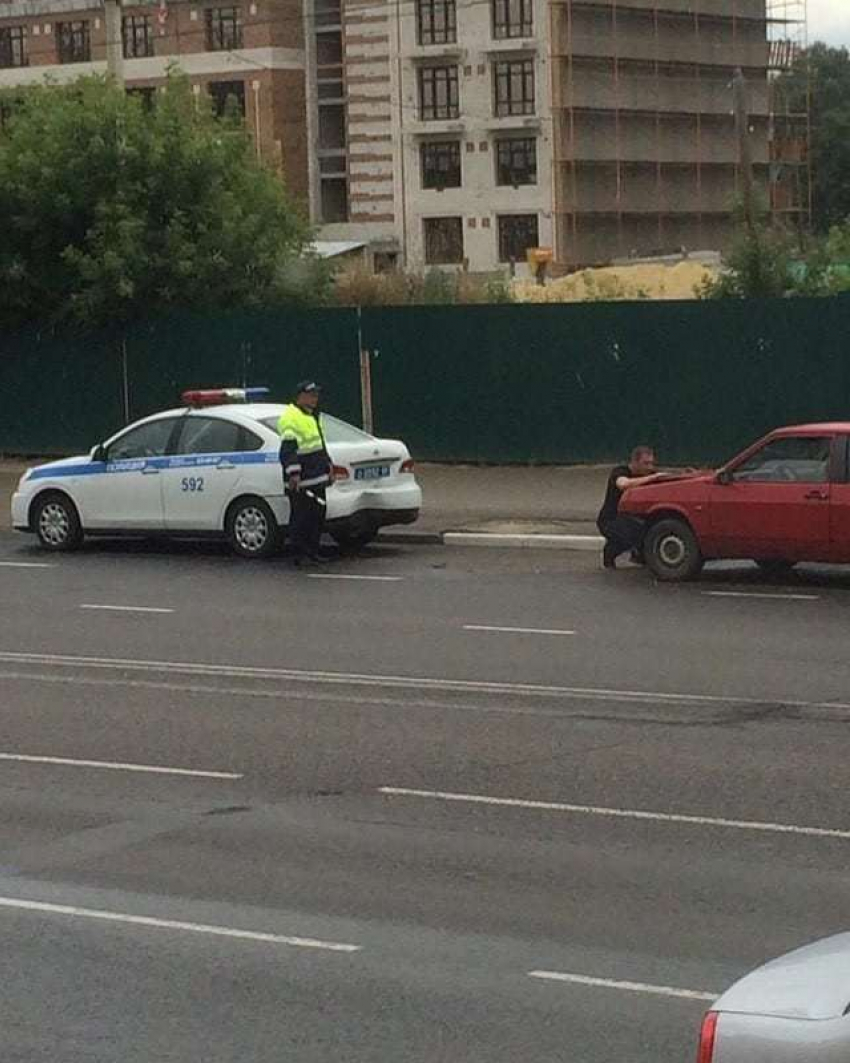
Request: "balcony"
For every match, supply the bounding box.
[483,39,538,56]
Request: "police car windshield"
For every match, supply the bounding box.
[258,413,373,444]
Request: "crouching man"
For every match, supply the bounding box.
[597,445,671,570]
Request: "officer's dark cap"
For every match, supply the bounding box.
[296,380,321,395]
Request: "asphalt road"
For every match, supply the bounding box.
[2,531,850,1063]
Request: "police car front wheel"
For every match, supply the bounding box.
[33,492,84,552]
[226,497,278,559]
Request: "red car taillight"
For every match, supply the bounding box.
[696,1011,718,1063]
[332,464,350,481]
[400,459,415,474]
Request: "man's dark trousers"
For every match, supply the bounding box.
[598,515,645,566]
[289,486,327,559]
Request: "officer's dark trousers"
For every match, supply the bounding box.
[289,486,327,559]
[598,515,646,566]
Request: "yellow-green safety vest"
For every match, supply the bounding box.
[278,404,331,486]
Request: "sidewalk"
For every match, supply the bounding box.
[0,463,26,531]
[412,463,605,535]
[0,460,610,541]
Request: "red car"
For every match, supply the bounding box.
[619,423,850,582]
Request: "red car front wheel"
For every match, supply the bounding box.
[645,518,704,582]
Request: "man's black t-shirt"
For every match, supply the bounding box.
[597,465,630,528]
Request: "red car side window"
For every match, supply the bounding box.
[733,437,831,485]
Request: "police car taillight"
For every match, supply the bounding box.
[181,387,270,407]
[332,464,350,481]
[400,459,415,474]
[696,1011,718,1063]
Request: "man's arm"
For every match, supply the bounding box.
[279,438,300,472]
[278,415,302,491]
[615,471,670,491]
[317,414,334,485]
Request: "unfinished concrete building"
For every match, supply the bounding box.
[550,0,808,265]
[767,0,810,229]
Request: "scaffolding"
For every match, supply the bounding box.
[766,0,810,229]
[548,0,808,268]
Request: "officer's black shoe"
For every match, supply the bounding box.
[602,546,617,570]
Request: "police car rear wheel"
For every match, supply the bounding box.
[645,518,703,582]
[33,493,83,551]
[226,498,277,559]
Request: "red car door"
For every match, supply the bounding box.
[828,435,850,562]
[708,433,834,561]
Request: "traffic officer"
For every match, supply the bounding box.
[278,381,334,566]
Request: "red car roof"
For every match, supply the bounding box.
[773,423,850,435]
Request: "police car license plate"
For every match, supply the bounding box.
[355,465,391,481]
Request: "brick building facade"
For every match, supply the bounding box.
[0,0,310,203]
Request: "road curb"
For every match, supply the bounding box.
[443,532,603,551]
[377,530,445,545]
[380,529,604,550]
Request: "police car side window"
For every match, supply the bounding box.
[321,414,372,443]
[177,417,244,455]
[107,419,177,461]
[239,427,264,451]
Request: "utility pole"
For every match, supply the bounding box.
[732,67,755,237]
[356,306,374,435]
[104,0,124,85]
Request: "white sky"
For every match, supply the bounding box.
[808,0,850,46]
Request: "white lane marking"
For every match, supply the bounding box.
[306,574,402,582]
[702,590,819,602]
[0,670,731,725]
[0,561,55,569]
[0,650,849,714]
[378,787,850,841]
[528,970,716,1002]
[0,752,241,780]
[4,666,850,728]
[0,897,360,952]
[80,604,175,614]
[463,625,575,636]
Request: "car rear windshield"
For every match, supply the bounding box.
[258,413,373,444]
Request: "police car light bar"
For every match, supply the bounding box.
[181,387,270,407]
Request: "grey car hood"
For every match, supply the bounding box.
[715,933,850,1021]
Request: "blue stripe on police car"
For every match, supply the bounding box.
[28,451,277,481]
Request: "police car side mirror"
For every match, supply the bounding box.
[90,444,107,463]
[716,469,733,486]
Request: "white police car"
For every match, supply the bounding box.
[11,388,422,557]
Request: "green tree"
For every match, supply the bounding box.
[778,43,850,232]
[701,197,797,298]
[702,207,850,300]
[0,74,326,328]
[811,219,850,294]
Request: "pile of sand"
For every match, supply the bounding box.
[514,260,718,303]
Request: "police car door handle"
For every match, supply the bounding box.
[216,461,236,470]
[141,465,160,475]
